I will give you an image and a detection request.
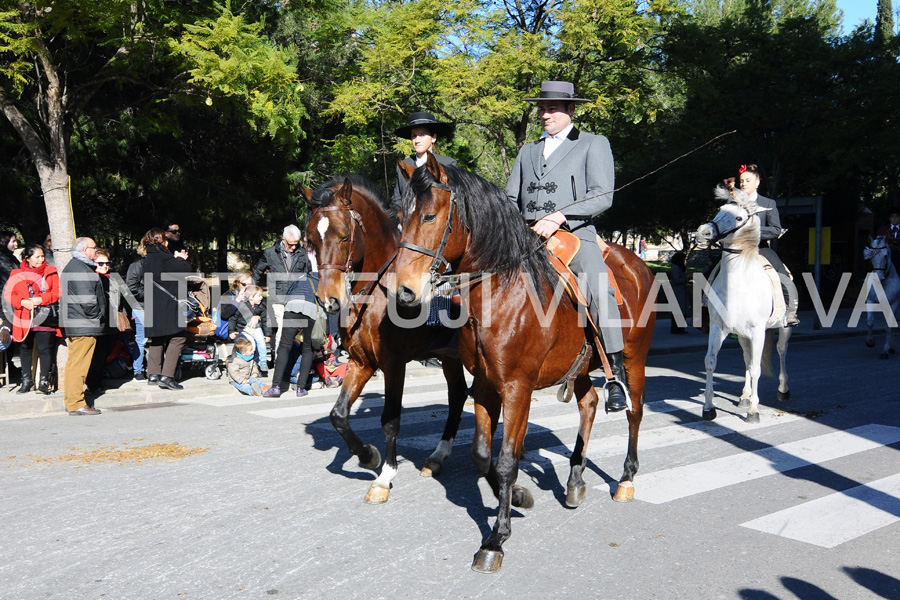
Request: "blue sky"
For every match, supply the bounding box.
[836,0,877,29]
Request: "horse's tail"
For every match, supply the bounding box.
[761,329,775,378]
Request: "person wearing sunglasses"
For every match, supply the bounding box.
[251,225,310,363]
[165,223,185,254]
[84,249,123,395]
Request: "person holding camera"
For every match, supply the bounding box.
[143,228,192,390]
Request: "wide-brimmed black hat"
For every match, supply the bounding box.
[394,112,455,139]
[524,81,591,104]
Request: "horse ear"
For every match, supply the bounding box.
[397,159,415,182]
[869,235,875,245]
[300,187,313,204]
[425,151,448,185]
[340,178,353,206]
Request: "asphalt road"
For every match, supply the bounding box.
[1,333,898,599]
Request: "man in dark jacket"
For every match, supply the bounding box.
[60,237,105,415]
[251,225,309,358]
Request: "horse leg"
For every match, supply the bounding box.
[472,387,530,574]
[776,328,791,402]
[703,327,728,420]
[614,352,646,503]
[566,376,599,507]
[737,336,753,409]
[421,356,468,477]
[744,330,765,424]
[329,362,381,470]
[365,363,407,504]
[866,302,876,348]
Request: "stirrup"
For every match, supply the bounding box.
[602,378,632,412]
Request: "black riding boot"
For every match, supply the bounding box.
[605,351,628,413]
[17,374,34,394]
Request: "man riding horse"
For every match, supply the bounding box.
[505,80,627,412]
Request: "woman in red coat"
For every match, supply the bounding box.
[5,244,62,394]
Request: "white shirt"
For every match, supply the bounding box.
[542,124,574,159]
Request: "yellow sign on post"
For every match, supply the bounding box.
[808,226,830,265]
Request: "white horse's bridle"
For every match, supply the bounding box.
[699,204,754,247]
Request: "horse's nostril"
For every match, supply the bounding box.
[397,285,417,306]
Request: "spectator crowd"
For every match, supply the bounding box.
[0,223,339,416]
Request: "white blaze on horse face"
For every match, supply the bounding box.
[316,215,330,241]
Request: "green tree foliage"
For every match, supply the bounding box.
[0,0,306,264]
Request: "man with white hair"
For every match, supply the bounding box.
[251,225,311,365]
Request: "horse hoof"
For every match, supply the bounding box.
[512,485,535,509]
[737,398,751,409]
[566,484,587,507]
[359,444,381,471]
[472,549,503,573]
[702,408,717,421]
[866,339,875,348]
[777,389,791,402]
[364,484,390,504]
[613,481,635,503]
[420,460,442,478]
[746,412,760,424]
[881,352,890,360]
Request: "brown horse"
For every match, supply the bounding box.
[388,155,655,572]
[302,176,469,504]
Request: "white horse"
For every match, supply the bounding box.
[864,235,900,358]
[695,186,791,423]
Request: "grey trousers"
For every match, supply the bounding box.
[568,232,624,354]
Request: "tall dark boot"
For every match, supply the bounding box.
[17,374,34,394]
[604,351,628,413]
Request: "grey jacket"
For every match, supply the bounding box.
[755,194,782,248]
[226,353,259,384]
[505,127,614,234]
[60,253,106,337]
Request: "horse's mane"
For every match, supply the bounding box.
[399,163,558,293]
[714,185,761,258]
[309,174,398,228]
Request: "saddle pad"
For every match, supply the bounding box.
[757,255,786,328]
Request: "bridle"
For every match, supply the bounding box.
[314,203,365,274]
[397,181,459,289]
[312,201,397,303]
[700,204,755,254]
[865,243,895,278]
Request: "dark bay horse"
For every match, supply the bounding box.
[387,155,655,572]
[302,176,469,504]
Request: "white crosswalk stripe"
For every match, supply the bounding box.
[740,472,900,548]
[634,424,900,505]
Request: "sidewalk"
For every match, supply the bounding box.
[0,308,875,418]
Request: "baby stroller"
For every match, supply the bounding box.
[176,277,225,380]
